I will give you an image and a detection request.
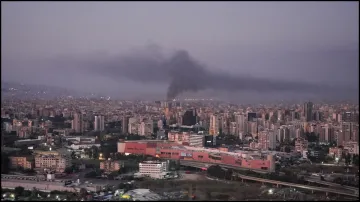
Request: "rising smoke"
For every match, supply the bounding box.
[60,46,357,100]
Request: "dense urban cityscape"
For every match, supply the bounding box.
[1,88,359,201]
[2,1,359,201]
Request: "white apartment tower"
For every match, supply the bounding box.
[236,114,245,139]
[72,113,84,133]
[128,118,138,134]
[94,115,105,131]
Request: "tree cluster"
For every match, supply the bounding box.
[206,165,233,180]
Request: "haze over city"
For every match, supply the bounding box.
[2,1,359,102]
[1,2,360,201]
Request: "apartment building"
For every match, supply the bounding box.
[138,161,168,179]
[257,130,276,150]
[295,137,308,153]
[167,131,204,147]
[100,160,123,173]
[343,141,359,155]
[9,156,35,170]
[34,150,71,173]
[328,147,343,159]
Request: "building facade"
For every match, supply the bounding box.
[9,156,34,170]
[118,140,274,171]
[100,160,123,173]
[34,150,72,173]
[94,115,105,131]
[138,161,168,179]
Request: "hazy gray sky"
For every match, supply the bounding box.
[2,1,359,100]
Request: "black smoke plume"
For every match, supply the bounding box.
[57,46,357,100]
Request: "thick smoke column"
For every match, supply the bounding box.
[60,46,357,100]
[162,50,351,100]
[165,50,208,100]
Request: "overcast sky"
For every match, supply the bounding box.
[1,1,359,101]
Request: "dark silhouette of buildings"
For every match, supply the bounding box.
[247,112,257,122]
[182,109,197,126]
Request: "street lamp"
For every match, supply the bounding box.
[268,189,274,194]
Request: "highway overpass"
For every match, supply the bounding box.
[234,174,358,198]
[176,160,358,198]
[304,177,358,191]
[178,159,270,174]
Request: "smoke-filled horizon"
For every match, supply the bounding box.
[49,46,358,100]
[2,2,358,101]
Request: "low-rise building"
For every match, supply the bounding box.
[100,160,123,173]
[343,141,359,155]
[328,147,343,159]
[295,137,308,153]
[14,138,42,147]
[67,143,101,150]
[34,149,72,173]
[168,131,204,147]
[9,156,35,170]
[138,161,168,179]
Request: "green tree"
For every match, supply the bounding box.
[64,167,73,174]
[352,154,359,165]
[30,188,39,198]
[324,156,334,163]
[71,151,76,159]
[91,146,99,159]
[14,186,25,197]
[79,188,87,198]
[344,153,352,165]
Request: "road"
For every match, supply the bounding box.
[56,168,121,187]
[178,160,269,174]
[234,174,358,198]
[304,176,358,191]
[176,161,358,198]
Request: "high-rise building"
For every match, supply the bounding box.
[324,124,335,143]
[248,112,257,122]
[128,118,138,134]
[157,120,163,130]
[342,122,354,142]
[122,117,129,134]
[313,111,322,121]
[72,113,83,133]
[258,130,276,150]
[235,114,245,139]
[277,110,283,121]
[182,109,197,126]
[342,112,359,123]
[229,122,237,136]
[209,115,219,135]
[352,124,359,142]
[94,115,105,131]
[139,120,153,136]
[249,121,258,137]
[303,102,313,122]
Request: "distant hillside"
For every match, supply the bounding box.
[1,81,91,99]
